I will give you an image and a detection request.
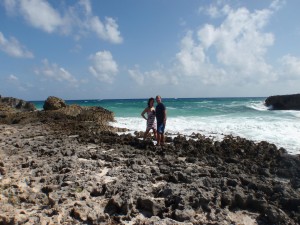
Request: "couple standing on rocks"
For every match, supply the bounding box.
[141,95,167,146]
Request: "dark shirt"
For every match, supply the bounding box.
[155,103,166,124]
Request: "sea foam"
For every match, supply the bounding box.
[112,115,300,155]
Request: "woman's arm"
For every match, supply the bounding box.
[141,107,148,120]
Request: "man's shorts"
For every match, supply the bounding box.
[157,123,165,134]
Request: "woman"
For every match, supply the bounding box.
[141,97,157,140]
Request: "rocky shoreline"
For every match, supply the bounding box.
[1,96,300,224]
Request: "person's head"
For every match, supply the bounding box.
[148,97,154,107]
[156,95,162,104]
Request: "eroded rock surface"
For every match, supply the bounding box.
[0,96,299,224]
[1,122,300,224]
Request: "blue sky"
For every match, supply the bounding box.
[1,0,300,100]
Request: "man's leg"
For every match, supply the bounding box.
[157,133,161,145]
[161,133,165,146]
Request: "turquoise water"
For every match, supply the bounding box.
[32,97,266,117]
[31,97,300,154]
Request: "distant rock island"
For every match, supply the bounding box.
[265,93,300,110]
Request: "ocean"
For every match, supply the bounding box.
[31,97,300,155]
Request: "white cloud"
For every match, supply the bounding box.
[0,32,34,58]
[79,0,92,15]
[103,17,123,44]
[206,6,220,18]
[199,1,230,18]
[89,16,123,44]
[8,74,18,82]
[35,59,78,86]
[176,2,279,85]
[7,74,31,91]
[128,67,144,85]
[19,0,63,33]
[175,31,227,85]
[2,0,123,43]
[2,0,17,15]
[128,66,179,86]
[145,70,169,85]
[270,0,286,11]
[176,31,206,76]
[89,51,118,83]
[279,55,300,80]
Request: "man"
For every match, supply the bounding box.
[155,95,167,146]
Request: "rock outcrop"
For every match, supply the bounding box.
[265,94,300,110]
[0,96,115,132]
[0,95,36,125]
[43,96,66,110]
[0,95,36,113]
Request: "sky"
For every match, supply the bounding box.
[1,0,300,100]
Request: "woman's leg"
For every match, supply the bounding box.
[153,129,157,141]
[143,128,150,140]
